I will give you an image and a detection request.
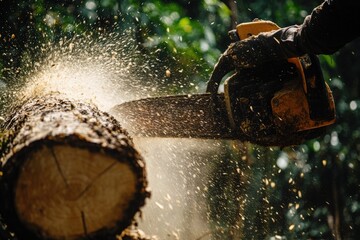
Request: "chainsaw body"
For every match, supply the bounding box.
[110,21,336,147]
[223,21,336,146]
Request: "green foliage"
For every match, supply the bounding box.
[131,0,231,93]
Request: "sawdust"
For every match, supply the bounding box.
[5,31,159,113]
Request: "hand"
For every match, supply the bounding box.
[206,26,303,93]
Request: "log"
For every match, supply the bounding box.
[0,95,149,240]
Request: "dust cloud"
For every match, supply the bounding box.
[7,31,158,112]
[133,138,229,240]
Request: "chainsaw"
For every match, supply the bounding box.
[110,21,336,147]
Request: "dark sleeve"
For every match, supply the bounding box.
[297,0,360,54]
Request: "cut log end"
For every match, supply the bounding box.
[0,95,149,239]
[16,144,137,239]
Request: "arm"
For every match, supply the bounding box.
[281,0,360,56]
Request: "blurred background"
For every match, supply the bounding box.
[1,0,360,239]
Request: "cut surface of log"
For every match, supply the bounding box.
[0,95,149,240]
[16,145,137,238]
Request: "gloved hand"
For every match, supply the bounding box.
[206,25,305,94]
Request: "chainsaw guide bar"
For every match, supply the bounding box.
[110,93,237,140]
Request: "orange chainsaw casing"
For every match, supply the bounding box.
[271,71,336,132]
[224,20,336,139]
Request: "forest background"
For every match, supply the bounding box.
[1,0,360,239]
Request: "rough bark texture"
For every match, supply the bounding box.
[0,95,149,240]
[117,224,154,240]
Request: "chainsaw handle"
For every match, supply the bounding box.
[232,20,280,41]
[206,20,281,95]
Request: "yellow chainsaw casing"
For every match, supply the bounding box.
[224,20,336,144]
[235,20,280,40]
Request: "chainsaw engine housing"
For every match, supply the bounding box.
[223,54,336,146]
[221,20,336,147]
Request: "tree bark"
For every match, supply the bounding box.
[0,95,149,240]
